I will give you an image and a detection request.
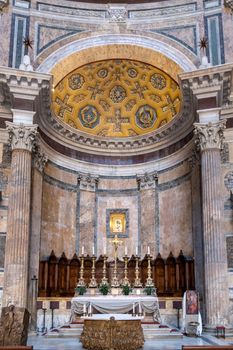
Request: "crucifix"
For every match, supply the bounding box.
[110,233,122,287]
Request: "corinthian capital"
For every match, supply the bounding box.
[6,122,38,152]
[194,121,226,152]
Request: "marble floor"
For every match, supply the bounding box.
[27,334,232,350]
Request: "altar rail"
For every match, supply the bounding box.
[38,250,195,297]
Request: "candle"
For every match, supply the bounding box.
[133,303,135,314]
[147,246,150,255]
[125,246,128,255]
[139,302,142,314]
[83,303,86,314]
[82,246,84,255]
[136,246,138,256]
[92,245,95,255]
[104,245,106,255]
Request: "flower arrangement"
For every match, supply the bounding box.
[99,282,111,295]
[121,284,132,295]
[143,286,155,295]
[75,285,87,296]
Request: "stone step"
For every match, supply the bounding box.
[45,323,183,340]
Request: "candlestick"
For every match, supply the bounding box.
[83,303,87,316]
[145,253,154,287]
[138,301,142,316]
[134,255,142,288]
[89,255,97,288]
[101,254,108,284]
[88,303,92,317]
[132,302,135,316]
[122,255,129,286]
[77,254,85,287]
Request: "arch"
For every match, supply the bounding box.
[37,33,197,86]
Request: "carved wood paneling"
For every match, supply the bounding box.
[38,251,195,297]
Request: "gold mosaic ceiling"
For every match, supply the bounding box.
[53,59,181,138]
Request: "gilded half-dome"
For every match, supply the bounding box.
[52,59,181,138]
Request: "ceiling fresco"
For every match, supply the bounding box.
[52,59,181,138]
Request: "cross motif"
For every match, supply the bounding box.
[131,81,148,99]
[106,108,130,132]
[87,83,103,100]
[162,94,180,117]
[112,68,123,81]
[55,94,73,118]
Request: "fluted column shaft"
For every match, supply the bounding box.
[3,122,37,308]
[194,121,229,327]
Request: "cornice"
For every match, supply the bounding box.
[0,66,51,106]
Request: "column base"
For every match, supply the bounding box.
[0,306,30,346]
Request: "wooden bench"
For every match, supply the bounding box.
[0,346,33,350]
[182,346,233,350]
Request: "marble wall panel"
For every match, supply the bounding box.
[221,12,233,64]
[0,235,6,268]
[0,209,7,233]
[41,182,76,259]
[0,5,13,66]
[79,190,95,256]
[0,144,3,163]
[158,161,190,185]
[140,188,156,257]
[98,178,137,190]
[45,163,77,186]
[159,180,193,257]
[97,193,139,259]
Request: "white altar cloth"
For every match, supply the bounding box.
[82,313,144,320]
[71,295,161,322]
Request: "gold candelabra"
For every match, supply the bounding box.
[101,254,108,284]
[134,255,142,287]
[122,255,129,285]
[77,254,85,287]
[145,254,154,287]
[89,255,97,288]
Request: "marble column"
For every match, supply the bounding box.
[194,121,229,327]
[2,122,37,308]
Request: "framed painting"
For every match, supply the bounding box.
[106,209,129,238]
[186,290,198,315]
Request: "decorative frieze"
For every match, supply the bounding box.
[136,172,158,190]
[108,6,127,22]
[6,122,38,152]
[194,121,225,152]
[78,173,99,192]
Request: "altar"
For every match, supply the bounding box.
[71,295,161,322]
